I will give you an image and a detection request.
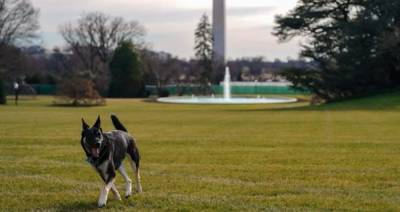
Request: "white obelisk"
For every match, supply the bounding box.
[213,0,226,64]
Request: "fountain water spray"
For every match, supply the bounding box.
[224,67,231,100]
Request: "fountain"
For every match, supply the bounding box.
[157,67,297,105]
[156,1,297,104]
[156,1,297,105]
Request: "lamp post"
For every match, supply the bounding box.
[14,81,19,106]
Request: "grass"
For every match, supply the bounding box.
[1,93,400,211]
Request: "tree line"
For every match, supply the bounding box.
[0,0,311,105]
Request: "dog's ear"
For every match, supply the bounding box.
[93,115,101,129]
[82,118,89,130]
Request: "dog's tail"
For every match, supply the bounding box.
[111,114,128,132]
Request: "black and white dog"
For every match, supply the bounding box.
[81,115,142,208]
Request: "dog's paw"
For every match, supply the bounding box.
[98,196,107,208]
[125,190,132,198]
[125,182,132,198]
[98,199,107,208]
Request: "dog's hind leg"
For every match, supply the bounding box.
[110,183,122,201]
[129,159,142,193]
[127,146,142,193]
[118,165,132,198]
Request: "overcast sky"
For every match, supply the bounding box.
[31,0,300,60]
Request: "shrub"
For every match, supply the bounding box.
[55,76,105,106]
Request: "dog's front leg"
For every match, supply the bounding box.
[97,164,117,208]
[98,179,114,208]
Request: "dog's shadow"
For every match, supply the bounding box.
[55,198,138,211]
[55,201,98,212]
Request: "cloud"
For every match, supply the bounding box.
[31,0,300,60]
[228,6,276,16]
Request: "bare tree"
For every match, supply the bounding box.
[0,0,39,86]
[59,12,145,72]
[0,0,39,45]
[141,50,182,94]
[59,12,145,94]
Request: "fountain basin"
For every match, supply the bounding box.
[157,67,297,105]
[157,96,297,105]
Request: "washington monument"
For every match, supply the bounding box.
[213,0,226,64]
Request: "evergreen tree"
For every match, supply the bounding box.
[0,78,6,104]
[194,14,213,93]
[108,42,145,98]
[274,0,400,102]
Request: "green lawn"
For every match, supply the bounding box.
[1,94,400,211]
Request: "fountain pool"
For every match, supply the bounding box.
[157,67,298,105]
